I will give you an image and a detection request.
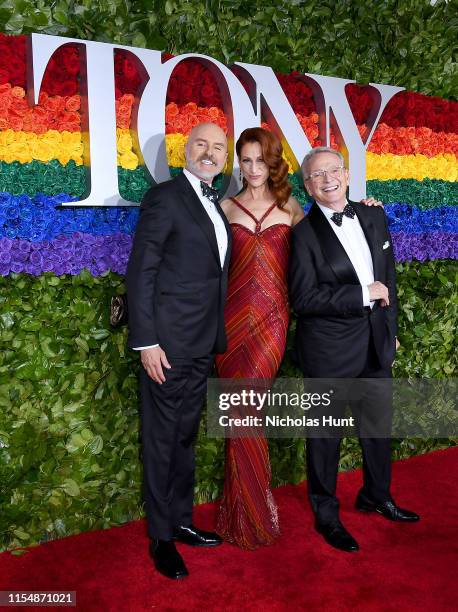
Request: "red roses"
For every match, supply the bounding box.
[0,33,456,135]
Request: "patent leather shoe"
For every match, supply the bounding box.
[149,539,188,580]
[173,524,223,547]
[355,490,420,522]
[315,520,359,552]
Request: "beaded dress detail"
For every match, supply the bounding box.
[215,197,290,549]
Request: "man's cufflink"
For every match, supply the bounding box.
[382,240,390,250]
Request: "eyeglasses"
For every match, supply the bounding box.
[305,165,345,181]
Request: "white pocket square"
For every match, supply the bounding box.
[383,240,390,250]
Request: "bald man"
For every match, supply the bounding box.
[126,123,232,579]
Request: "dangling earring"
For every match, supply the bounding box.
[239,168,243,182]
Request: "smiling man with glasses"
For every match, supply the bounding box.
[289,146,419,554]
[306,163,345,181]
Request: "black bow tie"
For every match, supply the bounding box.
[330,203,356,226]
[200,181,219,205]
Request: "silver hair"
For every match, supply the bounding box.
[301,147,345,179]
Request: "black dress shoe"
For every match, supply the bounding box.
[172,524,223,547]
[149,540,188,580]
[355,490,420,522]
[315,521,359,552]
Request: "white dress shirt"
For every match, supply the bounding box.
[134,169,228,350]
[316,201,374,307]
[182,168,228,268]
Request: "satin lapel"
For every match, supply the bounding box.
[351,200,379,279]
[175,172,222,264]
[307,202,360,285]
[215,198,232,271]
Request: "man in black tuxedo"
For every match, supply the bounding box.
[126,123,232,579]
[290,147,419,553]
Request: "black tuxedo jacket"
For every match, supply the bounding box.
[126,172,232,357]
[289,201,398,377]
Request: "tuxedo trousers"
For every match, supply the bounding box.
[305,334,393,526]
[139,354,213,540]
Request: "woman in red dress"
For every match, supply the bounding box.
[214,128,379,549]
[214,128,304,549]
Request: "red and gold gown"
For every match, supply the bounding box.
[215,197,291,549]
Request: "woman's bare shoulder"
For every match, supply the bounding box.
[220,198,233,212]
[284,196,305,224]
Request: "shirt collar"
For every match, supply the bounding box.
[316,199,348,219]
[183,168,213,197]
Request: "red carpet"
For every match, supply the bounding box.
[1,448,457,611]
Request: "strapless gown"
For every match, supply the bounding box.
[214,198,290,549]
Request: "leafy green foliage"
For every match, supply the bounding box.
[394,260,458,377]
[0,261,455,550]
[0,272,143,551]
[0,0,456,99]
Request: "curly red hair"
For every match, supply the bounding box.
[236,127,292,208]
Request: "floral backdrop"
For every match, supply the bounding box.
[0,30,456,551]
[0,37,456,278]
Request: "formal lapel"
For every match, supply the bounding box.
[176,172,227,265]
[215,198,232,272]
[307,202,360,285]
[351,200,379,279]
